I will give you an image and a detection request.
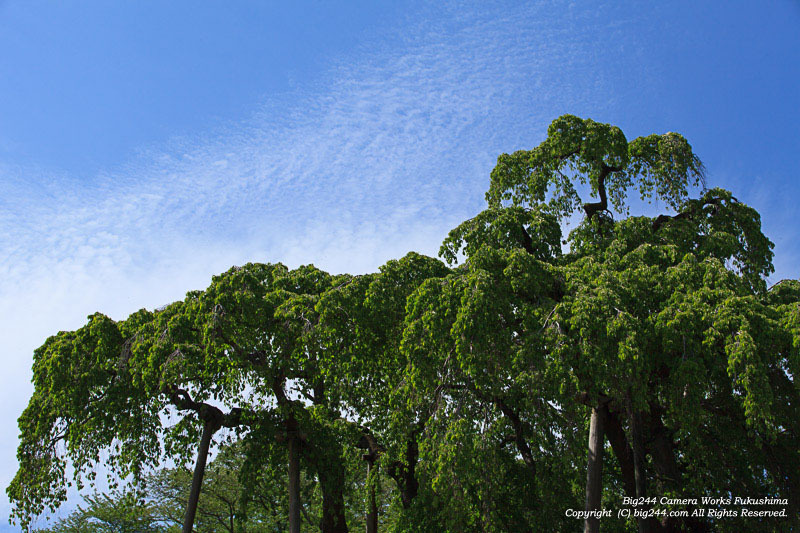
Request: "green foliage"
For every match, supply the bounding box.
[486,114,705,217]
[34,488,173,533]
[9,313,164,530]
[10,115,798,532]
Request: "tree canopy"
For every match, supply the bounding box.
[10,115,798,532]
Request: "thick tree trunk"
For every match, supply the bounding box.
[288,434,301,533]
[629,408,657,533]
[604,408,637,499]
[400,438,419,507]
[183,418,216,533]
[357,432,382,533]
[647,406,712,532]
[584,406,605,533]
[387,437,419,509]
[366,459,378,533]
[163,387,239,533]
[319,457,349,533]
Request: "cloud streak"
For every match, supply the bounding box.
[0,2,675,525]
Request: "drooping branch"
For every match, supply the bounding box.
[494,396,537,481]
[652,195,728,231]
[464,379,538,485]
[163,384,243,428]
[519,224,536,255]
[288,430,301,533]
[583,163,622,220]
[386,388,449,509]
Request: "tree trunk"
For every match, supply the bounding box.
[366,458,378,533]
[647,406,711,532]
[629,407,656,533]
[584,406,605,533]
[387,437,419,509]
[319,457,349,533]
[604,408,637,499]
[288,435,301,533]
[183,418,216,533]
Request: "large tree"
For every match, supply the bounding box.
[10,114,797,533]
[466,115,796,531]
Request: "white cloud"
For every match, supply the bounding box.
[0,2,657,525]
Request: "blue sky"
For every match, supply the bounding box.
[1,1,799,528]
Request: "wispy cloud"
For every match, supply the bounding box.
[0,2,658,524]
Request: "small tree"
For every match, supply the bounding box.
[34,488,173,533]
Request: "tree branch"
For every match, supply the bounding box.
[652,196,726,231]
[582,163,621,220]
